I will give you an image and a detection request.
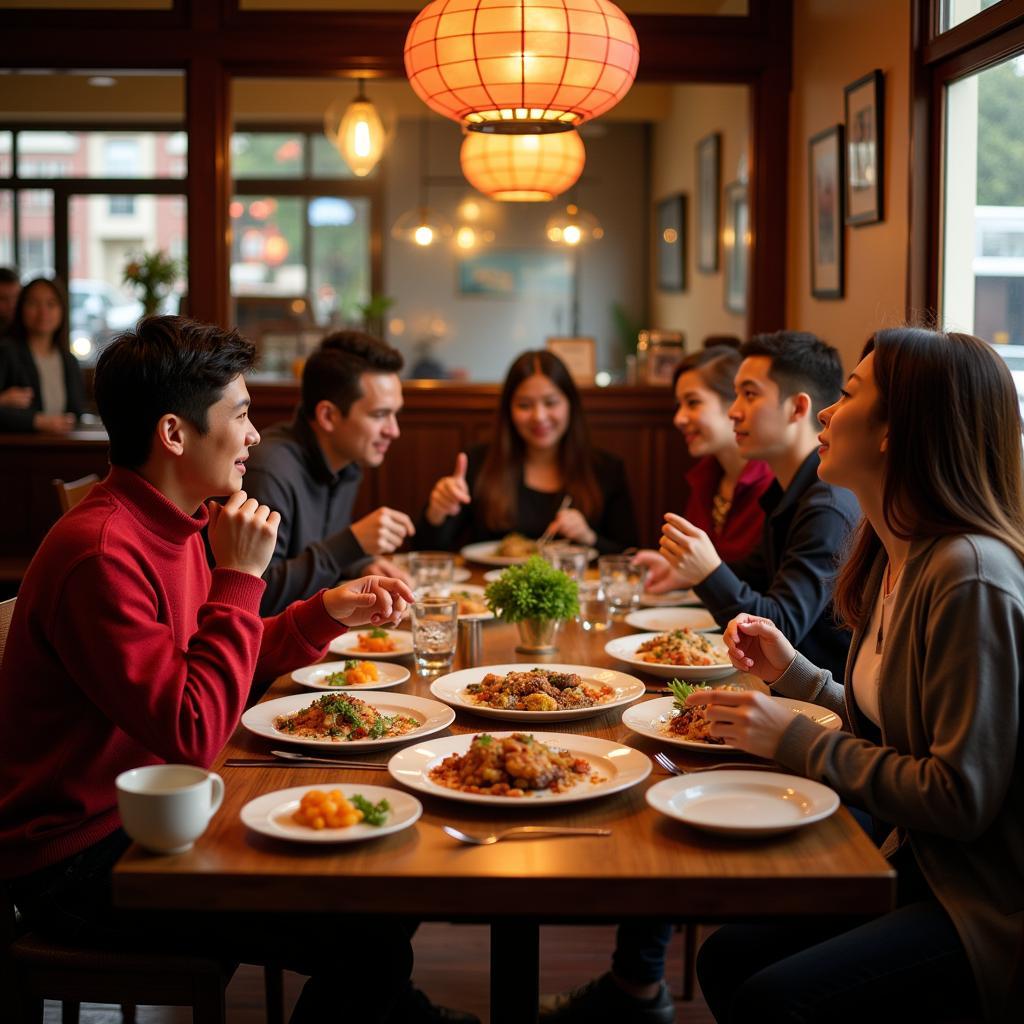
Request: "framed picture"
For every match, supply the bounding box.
[697,132,721,273]
[844,70,884,225]
[545,336,596,385]
[808,125,845,299]
[637,329,685,385]
[722,181,748,315]
[458,249,573,297]
[656,194,687,292]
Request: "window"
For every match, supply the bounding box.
[938,0,1007,34]
[108,194,136,216]
[103,138,141,178]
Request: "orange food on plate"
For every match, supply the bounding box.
[292,789,363,829]
[356,628,397,653]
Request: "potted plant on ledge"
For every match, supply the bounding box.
[484,556,579,654]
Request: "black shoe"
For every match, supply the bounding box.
[390,984,481,1024]
[539,973,675,1023]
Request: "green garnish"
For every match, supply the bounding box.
[668,678,709,709]
[477,733,493,746]
[344,659,360,670]
[368,626,389,639]
[350,794,390,826]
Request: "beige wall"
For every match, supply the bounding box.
[786,0,911,371]
[650,83,749,350]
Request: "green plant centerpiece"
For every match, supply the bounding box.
[122,250,184,317]
[484,555,579,654]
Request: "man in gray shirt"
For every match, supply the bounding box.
[245,330,415,615]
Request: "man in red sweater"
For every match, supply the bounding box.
[0,317,476,1024]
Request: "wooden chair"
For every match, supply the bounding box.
[52,474,100,515]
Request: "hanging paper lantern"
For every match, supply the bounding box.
[404,0,639,135]
[460,129,584,201]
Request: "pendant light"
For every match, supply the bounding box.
[546,201,603,246]
[324,79,387,178]
[404,0,639,135]
[460,129,585,202]
[391,119,452,248]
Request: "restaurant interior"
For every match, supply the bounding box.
[1,1,1022,1022]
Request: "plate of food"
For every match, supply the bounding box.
[622,680,842,752]
[329,627,413,660]
[624,607,717,633]
[429,663,645,722]
[605,630,735,681]
[415,584,495,622]
[462,536,597,567]
[645,771,840,837]
[241,691,455,749]
[290,659,411,692]
[240,782,422,844]
[386,552,471,584]
[639,588,701,607]
[388,731,651,806]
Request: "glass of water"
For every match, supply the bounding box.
[599,554,647,618]
[577,580,611,632]
[410,598,458,675]
[540,541,589,581]
[409,551,455,598]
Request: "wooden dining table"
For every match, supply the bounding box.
[113,574,895,1023]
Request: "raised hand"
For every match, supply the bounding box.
[207,491,281,578]
[350,506,416,555]
[547,507,596,547]
[723,614,797,683]
[322,574,416,627]
[425,451,471,526]
[631,549,686,595]
[684,687,797,758]
[658,512,722,587]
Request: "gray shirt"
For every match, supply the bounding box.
[773,534,1024,1022]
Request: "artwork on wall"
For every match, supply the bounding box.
[808,125,845,299]
[697,132,721,273]
[723,180,748,315]
[458,249,573,297]
[656,193,687,292]
[546,336,596,384]
[844,70,884,225]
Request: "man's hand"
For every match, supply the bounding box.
[546,507,596,547]
[350,506,416,555]
[425,452,471,526]
[207,491,280,578]
[34,412,76,433]
[0,386,33,409]
[723,614,797,683]
[631,549,687,595]
[684,688,797,758]
[363,555,413,587]
[658,513,721,587]
[323,575,415,627]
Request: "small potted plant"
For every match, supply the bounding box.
[123,250,184,318]
[484,555,579,654]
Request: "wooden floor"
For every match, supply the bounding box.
[41,923,715,1023]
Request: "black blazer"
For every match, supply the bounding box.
[0,338,86,432]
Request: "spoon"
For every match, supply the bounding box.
[442,825,611,846]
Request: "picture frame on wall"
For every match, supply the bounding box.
[809,125,845,299]
[722,180,748,315]
[545,336,596,385]
[656,193,687,292]
[697,132,721,273]
[844,70,884,225]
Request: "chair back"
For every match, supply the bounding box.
[53,474,100,515]
[0,597,15,669]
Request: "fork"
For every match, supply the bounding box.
[653,750,775,776]
[537,495,572,547]
[442,825,611,846]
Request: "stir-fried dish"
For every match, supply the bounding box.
[356,627,398,653]
[274,694,418,742]
[465,668,613,711]
[663,679,743,744]
[635,628,725,666]
[429,733,595,797]
[322,660,379,687]
[495,532,537,559]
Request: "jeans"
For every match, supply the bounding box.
[9,829,416,1024]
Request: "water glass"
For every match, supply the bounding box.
[410,598,458,675]
[599,554,647,617]
[540,541,589,582]
[409,551,455,597]
[577,580,611,632]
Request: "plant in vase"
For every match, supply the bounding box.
[122,250,184,318]
[484,556,579,654]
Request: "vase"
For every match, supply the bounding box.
[514,618,561,654]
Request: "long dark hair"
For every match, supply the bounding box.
[834,326,1024,627]
[10,277,70,353]
[475,350,602,531]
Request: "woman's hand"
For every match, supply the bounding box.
[723,614,797,683]
[34,412,76,433]
[547,507,596,547]
[0,386,33,409]
[630,549,686,594]
[658,513,721,586]
[322,575,415,628]
[425,452,471,526]
[684,688,795,758]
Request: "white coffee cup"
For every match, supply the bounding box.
[116,764,224,855]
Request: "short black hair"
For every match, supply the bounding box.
[300,330,404,418]
[0,267,19,285]
[739,330,843,415]
[95,315,256,468]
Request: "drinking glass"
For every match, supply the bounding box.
[410,598,458,675]
[540,541,588,581]
[577,580,611,632]
[409,551,455,598]
[599,554,647,617]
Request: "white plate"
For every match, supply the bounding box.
[389,731,651,806]
[622,695,842,752]
[329,629,413,660]
[482,568,506,583]
[639,589,701,607]
[241,691,455,749]
[604,631,735,681]
[625,608,717,633]
[645,770,840,837]
[240,783,422,844]
[428,663,646,722]
[462,541,597,567]
[291,660,411,692]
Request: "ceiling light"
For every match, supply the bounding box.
[546,202,603,246]
[324,79,386,178]
[460,130,585,202]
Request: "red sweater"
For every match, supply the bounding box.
[0,467,343,877]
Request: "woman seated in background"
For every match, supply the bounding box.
[0,276,84,433]
[690,327,1023,1022]
[417,350,638,554]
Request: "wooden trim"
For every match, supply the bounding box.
[923,0,1024,64]
[907,0,935,320]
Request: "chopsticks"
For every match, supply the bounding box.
[538,495,572,547]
